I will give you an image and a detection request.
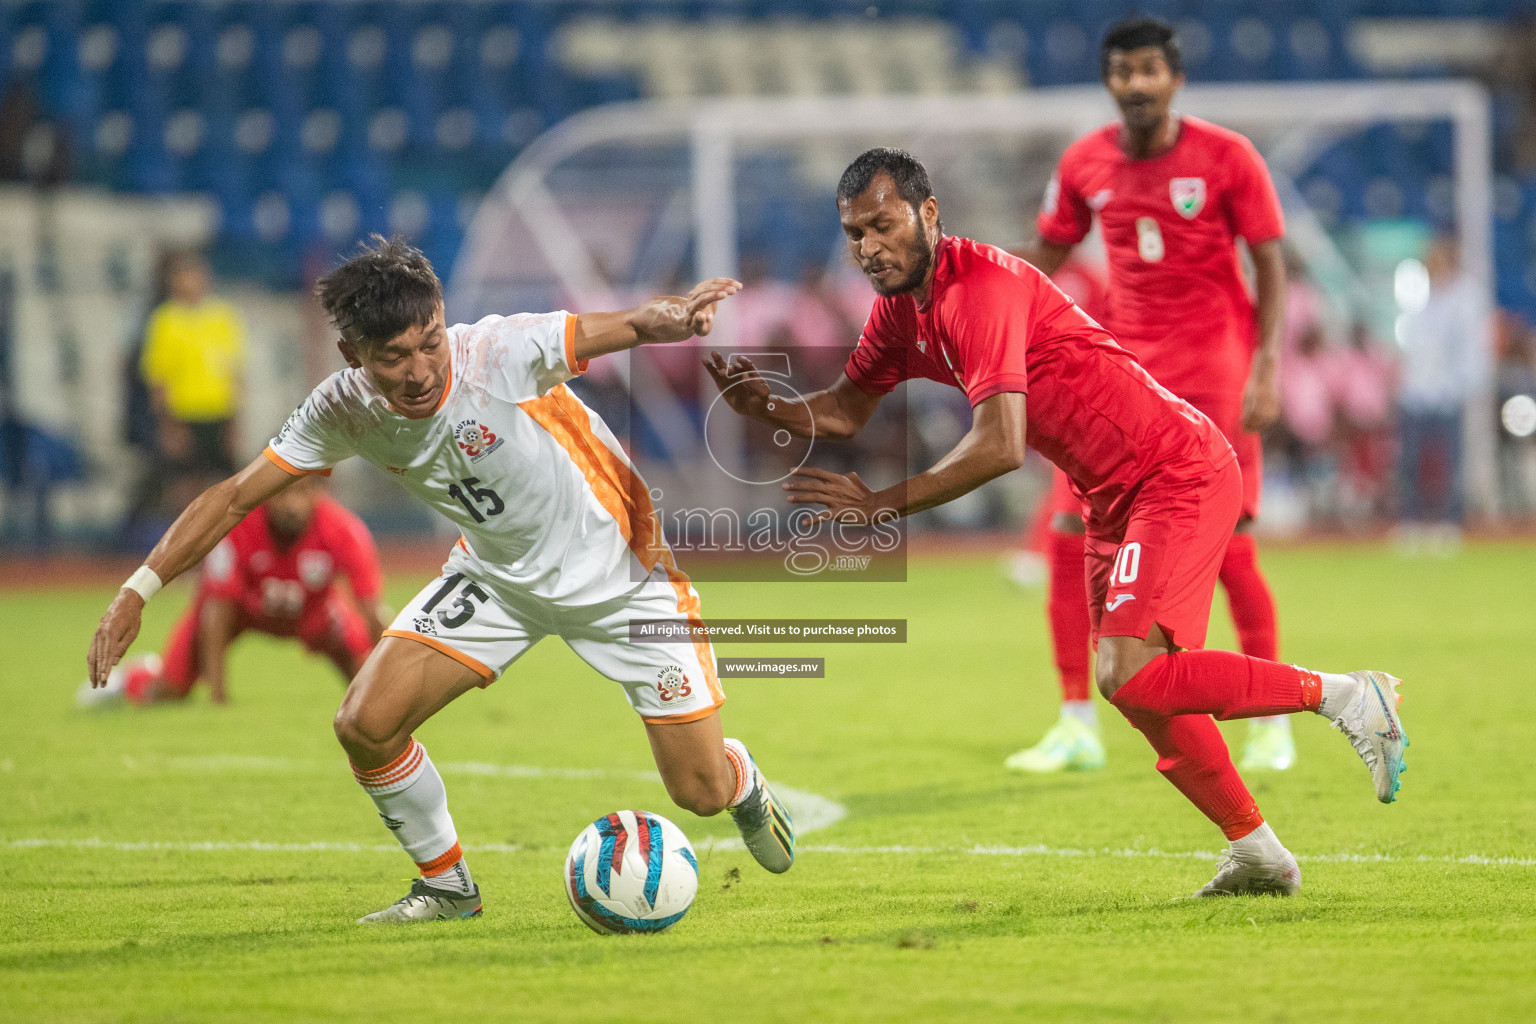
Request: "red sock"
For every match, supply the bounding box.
[1047,530,1091,703]
[1219,533,1278,661]
[1110,650,1321,720]
[1116,707,1265,840]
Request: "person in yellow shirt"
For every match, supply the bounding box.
[139,251,246,504]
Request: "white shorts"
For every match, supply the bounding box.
[382,546,725,724]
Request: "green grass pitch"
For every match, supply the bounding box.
[2,543,1534,1022]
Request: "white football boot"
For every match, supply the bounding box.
[1194,847,1302,897]
[1327,671,1409,803]
[357,879,483,924]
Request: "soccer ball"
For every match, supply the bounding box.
[563,810,699,935]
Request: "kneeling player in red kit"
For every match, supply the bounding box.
[707,148,1408,896]
[81,476,387,706]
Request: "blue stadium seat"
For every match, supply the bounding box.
[8,0,1536,297]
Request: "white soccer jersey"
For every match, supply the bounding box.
[265,311,670,606]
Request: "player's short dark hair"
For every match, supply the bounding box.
[1100,17,1183,80]
[837,147,935,215]
[315,234,442,355]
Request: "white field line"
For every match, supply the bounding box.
[5,836,1535,869]
[16,755,1531,869]
[108,755,852,836]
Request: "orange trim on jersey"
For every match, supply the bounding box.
[564,313,589,374]
[518,386,667,570]
[641,702,725,726]
[517,384,724,709]
[417,841,464,876]
[262,445,333,477]
[456,536,468,553]
[382,629,496,680]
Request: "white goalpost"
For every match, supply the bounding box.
[451,81,1497,519]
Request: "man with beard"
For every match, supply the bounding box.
[81,475,388,706]
[1008,17,1294,776]
[704,148,1407,897]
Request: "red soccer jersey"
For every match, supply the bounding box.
[1036,116,1284,398]
[200,496,383,626]
[845,235,1233,526]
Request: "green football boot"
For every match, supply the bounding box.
[1004,715,1107,773]
[1239,719,1298,772]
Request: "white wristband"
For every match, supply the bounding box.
[123,566,163,602]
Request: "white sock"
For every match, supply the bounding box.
[722,738,759,809]
[1230,821,1287,862]
[1251,714,1291,731]
[351,738,474,896]
[1315,672,1358,719]
[1061,700,1098,729]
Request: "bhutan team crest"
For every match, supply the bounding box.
[454,419,504,461]
[657,665,693,704]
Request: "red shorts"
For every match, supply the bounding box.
[159,592,374,695]
[1085,456,1242,651]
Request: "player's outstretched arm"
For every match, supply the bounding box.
[571,277,743,360]
[783,391,1027,524]
[703,354,882,441]
[87,455,296,686]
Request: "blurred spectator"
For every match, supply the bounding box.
[139,251,247,510]
[1335,322,1397,521]
[1277,321,1340,522]
[1494,312,1536,520]
[1393,237,1490,539]
[1281,322,1335,452]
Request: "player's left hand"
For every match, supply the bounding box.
[782,466,892,525]
[629,278,742,344]
[1241,369,1280,432]
[87,589,145,687]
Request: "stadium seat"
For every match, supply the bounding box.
[3,0,1531,298]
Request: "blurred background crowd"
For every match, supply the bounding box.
[3,0,1536,553]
